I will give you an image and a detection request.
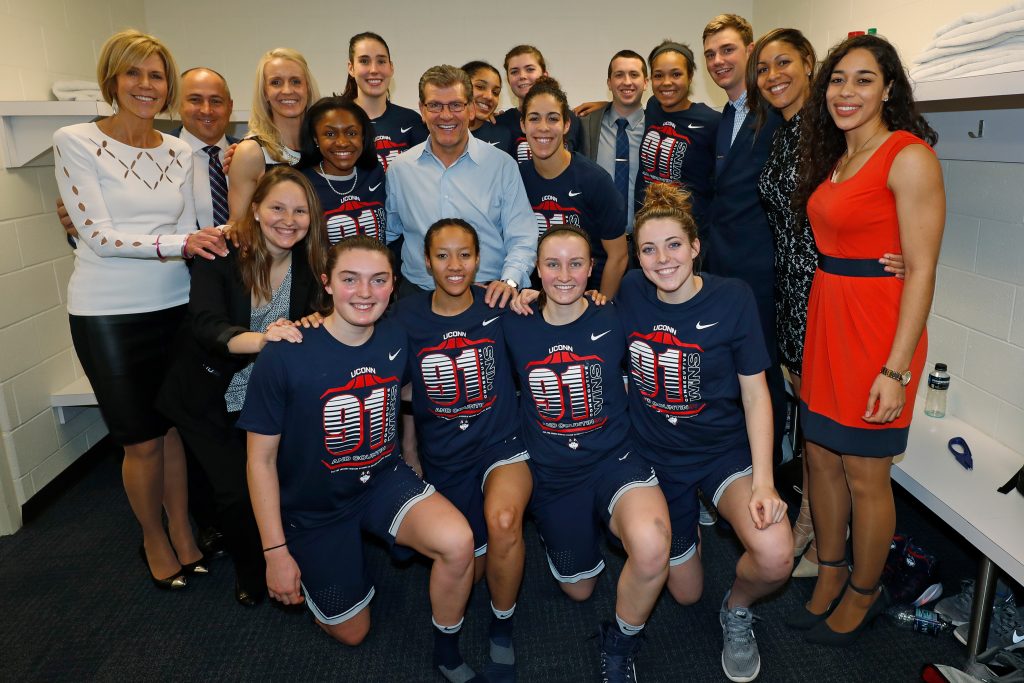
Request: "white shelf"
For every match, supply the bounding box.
[914,69,1024,103]
[0,101,253,168]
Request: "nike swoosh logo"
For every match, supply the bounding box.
[400,126,413,133]
[695,321,718,330]
[1014,630,1024,644]
[618,453,628,461]
[369,183,381,192]
[482,316,500,326]
[389,349,402,361]
[591,330,611,341]
[486,141,500,146]
[688,123,704,129]
[568,190,581,197]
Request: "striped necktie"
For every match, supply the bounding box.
[204,145,229,226]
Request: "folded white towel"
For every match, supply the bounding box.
[926,9,1024,49]
[932,1,1024,37]
[52,79,103,101]
[911,40,1024,79]
[914,32,1024,65]
[945,57,1024,78]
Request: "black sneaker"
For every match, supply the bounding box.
[598,622,642,682]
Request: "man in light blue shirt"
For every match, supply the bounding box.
[386,64,536,306]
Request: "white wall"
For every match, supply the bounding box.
[0,0,147,534]
[754,0,1024,450]
[143,0,753,116]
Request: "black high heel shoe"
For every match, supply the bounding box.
[138,544,187,591]
[785,557,849,630]
[181,554,210,576]
[804,582,890,647]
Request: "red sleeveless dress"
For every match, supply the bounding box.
[800,131,931,457]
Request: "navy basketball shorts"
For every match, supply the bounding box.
[654,449,753,566]
[421,433,529,557]
[284,461,435,625]
[529,451,658,584]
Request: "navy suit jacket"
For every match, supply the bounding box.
[704,108,781,352]
[705,109,780,293]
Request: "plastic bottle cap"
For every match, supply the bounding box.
[849,31,866,37]
[867,28,878,34]
[935,363,947,371]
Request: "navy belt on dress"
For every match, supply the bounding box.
[817,254,893,277]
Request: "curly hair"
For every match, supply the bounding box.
[794,34,936,214]
[520,75,569,122]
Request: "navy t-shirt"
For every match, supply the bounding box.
[303,163,387,244]
[616,271,770,467]
[237,320,408,528]
[471,120,514,156]
[395,288,519,473]
[370,102,427,171]
[505,302,630,475]
[495,108,586,164]
[520,153,625,289]
[637,99,718,229]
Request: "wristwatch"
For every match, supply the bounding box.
[503,278,518,289]
[880,366,912,386]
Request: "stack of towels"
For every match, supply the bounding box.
[52,80,103,101]
[911,2,1024,82]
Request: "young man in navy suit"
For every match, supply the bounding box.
[701,15,786,682]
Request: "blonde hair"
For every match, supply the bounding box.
[248,48,321,163]
[634,183,698,244]
[97,29,179,113]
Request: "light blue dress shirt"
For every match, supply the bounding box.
[595,106,644,233]
[385,135,537,290]
[729,91,749,145]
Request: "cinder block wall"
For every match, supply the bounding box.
[0,0,148,534]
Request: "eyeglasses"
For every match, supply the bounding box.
[423,101,468,113]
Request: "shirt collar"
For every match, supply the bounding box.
[418,134,478,166]
[729,91,748,112]
[180,127,229,154]
[605,104,644,129]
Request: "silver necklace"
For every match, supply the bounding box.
[319,162,358,196]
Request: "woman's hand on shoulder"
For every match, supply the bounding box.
[748,485,788,530]
[585,289,608,306]
[261,319,304,347]
[264,547,304,605]
[221,141,239,175]
[510,288,540,315]
[573,101,610,117]
[297,311,324,329]
[863,372,905,424]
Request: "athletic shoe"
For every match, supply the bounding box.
[698,488,718,526]
[598,621,642,682]
[936,579,976,626]
[484,633,515,683]
[954,593,1023,650]
[720,593,761,682]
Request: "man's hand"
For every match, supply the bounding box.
[484,280,516,308]
[56,198,78,238]
[185,227,229,260]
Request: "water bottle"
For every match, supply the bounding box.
[924,363,950,418]
[886,605,954,635]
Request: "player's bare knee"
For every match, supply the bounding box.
[560,581,595,602]
[321,619,370,646]
[485,505,523,541]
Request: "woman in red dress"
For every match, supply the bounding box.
[790,34,944,646]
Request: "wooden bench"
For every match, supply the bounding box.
[894,414,1024,657]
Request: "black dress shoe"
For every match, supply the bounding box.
[197,526,227,559]
[181,554,210,576]
[786,597,839,630]
[139,544,187,591]
[804,584,890,647]
[235,578,266,607]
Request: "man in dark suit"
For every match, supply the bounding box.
[579,50,648,245]
[701,15,788,462]
[173,67,238,229]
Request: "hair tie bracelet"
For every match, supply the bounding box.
[263,542,287,553]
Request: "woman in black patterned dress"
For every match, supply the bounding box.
[748,29,904,579]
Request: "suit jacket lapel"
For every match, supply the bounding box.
[719,115,756,175]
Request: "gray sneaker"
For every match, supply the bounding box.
[698,489,719,526]
[936,579,975,626]
[954,593,1023,650]
[721,593,761,682]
